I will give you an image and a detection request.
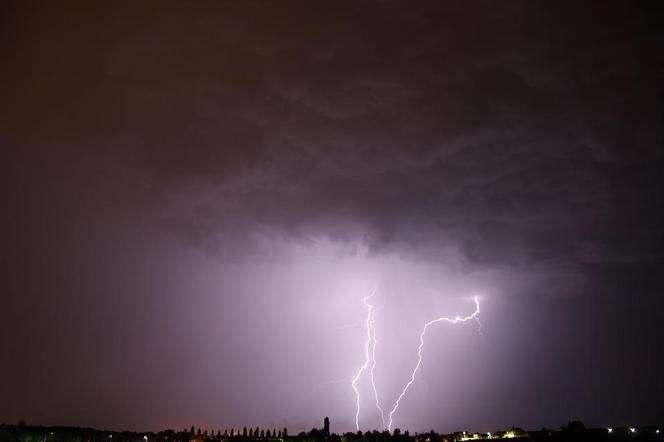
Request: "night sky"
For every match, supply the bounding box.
[2,0,664,435]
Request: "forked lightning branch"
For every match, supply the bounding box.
[351,291,481,431]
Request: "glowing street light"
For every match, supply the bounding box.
[629,428,636,434]
[607,428,613,433]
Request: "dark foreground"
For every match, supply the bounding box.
[1,421,661,442]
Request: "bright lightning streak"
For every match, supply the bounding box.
[369,307,387,430]
[350,289,377,431]
[386,297,481,431]
[351,293,481,431]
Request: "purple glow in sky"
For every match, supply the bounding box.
[350,290,482,432]
[2,0,663,434]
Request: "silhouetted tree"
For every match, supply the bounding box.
[283,428,288,438]
[278,430,283,438]
[560,421,585,440]
[256,427,260,438]
[564,421,586,433]
[198,428,202,436]
[261,430,265,438]
[393,429,401,437]
[244,427,248,437]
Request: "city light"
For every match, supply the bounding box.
[630,428,636,434]
[607,428,613,433]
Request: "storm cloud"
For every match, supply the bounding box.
[2,0,663,434]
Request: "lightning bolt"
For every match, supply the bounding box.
[350,288,386,430]
[369,306,387,430]
[350,289,377,431]
[386,296,480,431]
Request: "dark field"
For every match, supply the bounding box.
[1,422,661,442]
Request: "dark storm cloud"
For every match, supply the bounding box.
[2,0,664,432]
[124,0,663,275]
[4,2,662,268]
